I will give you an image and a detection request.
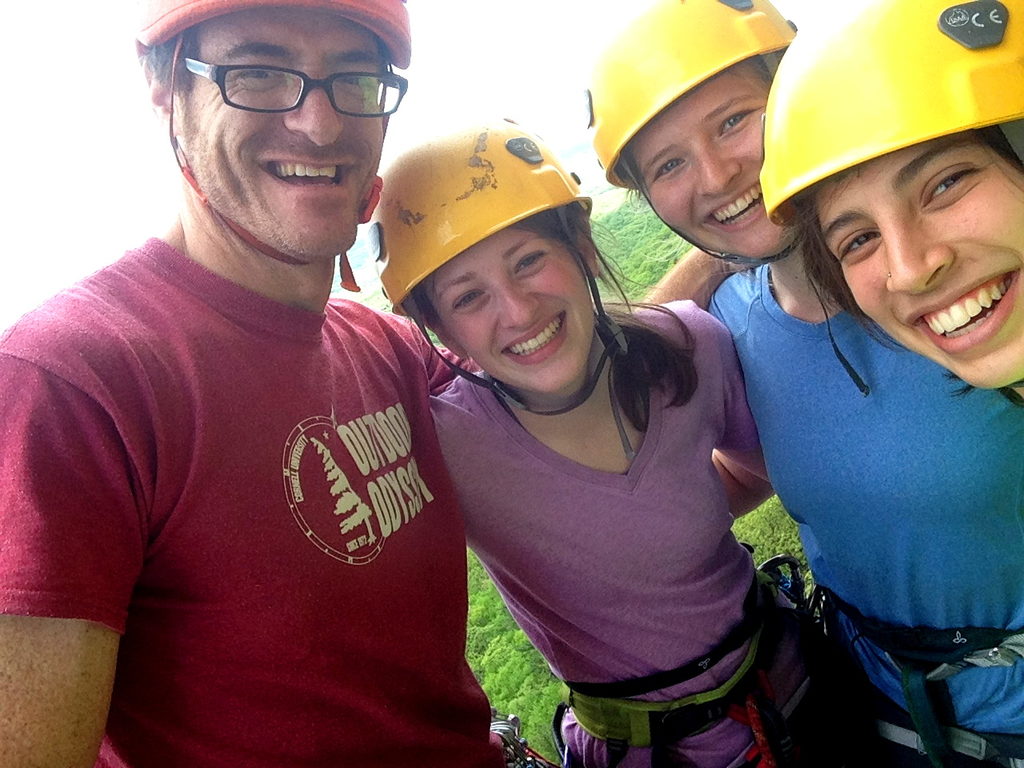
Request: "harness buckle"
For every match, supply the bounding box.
[926,632,1024,680]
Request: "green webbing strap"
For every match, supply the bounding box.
[901,665,954,768]
[564,626,763,747]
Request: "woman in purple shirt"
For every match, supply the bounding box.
[373,119,834,768]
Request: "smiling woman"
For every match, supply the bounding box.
[763,0,1024,398]
[372,117,846,768]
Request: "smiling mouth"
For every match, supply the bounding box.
[712,185,762,224]
[507,315,563,356]
[272,162,341,184]
[922,274,1011,338]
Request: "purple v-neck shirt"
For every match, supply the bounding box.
[433,302,762,690]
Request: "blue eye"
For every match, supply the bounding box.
[932,169,972,198]
[721,110,758,136]
[653,158,683,181]
[515,251,545,272]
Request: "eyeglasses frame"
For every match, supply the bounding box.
[182,58,409,117]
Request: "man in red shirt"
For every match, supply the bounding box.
[0,2,501,766]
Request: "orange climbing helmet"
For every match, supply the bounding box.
[136,0,412,68]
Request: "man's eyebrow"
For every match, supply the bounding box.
[327,49,385,69]
[893,137,974,191]
[221,42,292,61]
[219,42,383,69]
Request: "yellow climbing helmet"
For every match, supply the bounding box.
[588,0,794,187]
[762,0,1024,224]
[374,119,590,310]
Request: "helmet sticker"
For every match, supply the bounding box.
[719,0,754,9]
[505,137,544,165]
[456,132,498,200]
[397,208,425,226]
[939,1,1008,49]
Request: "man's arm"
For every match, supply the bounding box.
[0,615,119,767]
[645,249,748,309]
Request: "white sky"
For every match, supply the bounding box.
[1,0,824,330]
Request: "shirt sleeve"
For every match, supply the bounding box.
[664,301,761,454]
[0,355,144,633]
[705,311,761,454]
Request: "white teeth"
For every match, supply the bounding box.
[924,277,1009,337]
[508,317,561,356]
[713,186,761,222]
[949,304,970,327]
[275,162,337,179]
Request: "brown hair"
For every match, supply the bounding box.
[139,30,198,90]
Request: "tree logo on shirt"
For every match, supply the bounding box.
[282,402,435,565]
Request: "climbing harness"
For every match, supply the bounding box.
[552,568,814,768]
[875,719,1024,768]
[822,588,1024,768]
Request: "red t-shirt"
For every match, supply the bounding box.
[0,239,500,768]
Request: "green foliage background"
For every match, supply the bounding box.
[465,198,806,760]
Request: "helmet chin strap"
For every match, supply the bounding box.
[484,206,629,415]
[410,313,636,461]
[640,184,793,265]
[166,37,371,291]
[405,206,638,460]
[487,331,615,416]
[627,152,870,396]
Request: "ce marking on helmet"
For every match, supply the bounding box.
[940,0,1008,49]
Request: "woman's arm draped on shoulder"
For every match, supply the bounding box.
[0,615,119,767]
[645,249,750,308]
[713,448,772,518]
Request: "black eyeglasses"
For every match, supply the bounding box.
[183,58,408,117]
